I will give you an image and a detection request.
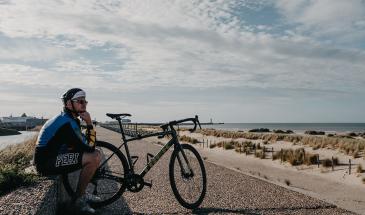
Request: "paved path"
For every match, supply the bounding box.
[95,127,353,215]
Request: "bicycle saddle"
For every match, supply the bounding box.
[106,113,132,119]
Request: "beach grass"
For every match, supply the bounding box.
[199,129,365,156]
[357,164,364,173]
[179,135,199,144]
[0,135,39,196]
[272,148,318,166]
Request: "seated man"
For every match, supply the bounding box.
[34,88,101,214]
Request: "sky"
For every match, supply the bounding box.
[0,0,364,123]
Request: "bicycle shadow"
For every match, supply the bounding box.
[192,207,260,215]
[191,204,337,214]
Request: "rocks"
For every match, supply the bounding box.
[249,128,270,133]
[0,128,21,136]
[304,130,325,135]
[273,129,294,134]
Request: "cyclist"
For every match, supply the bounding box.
[34,88,101,214]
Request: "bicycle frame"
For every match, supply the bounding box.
[98,119,193,179]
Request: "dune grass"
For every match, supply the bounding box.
[179,135,199,144]
[0,136,39,196]
[199,129,365,157]
[272,148,319,166]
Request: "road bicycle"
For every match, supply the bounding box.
[62,114,207,209]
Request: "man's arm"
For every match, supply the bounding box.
[58,122,95,152]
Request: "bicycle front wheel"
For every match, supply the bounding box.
[169,144,207,209]
[62,140,129,208]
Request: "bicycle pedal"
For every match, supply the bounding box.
[144,180,152,188]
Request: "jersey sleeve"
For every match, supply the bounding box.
[63,122,95,152]
[82,125,96,149]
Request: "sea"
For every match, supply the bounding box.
[0,131,38,150]
[199,123,365,134]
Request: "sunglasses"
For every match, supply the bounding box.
[72,99,88,105]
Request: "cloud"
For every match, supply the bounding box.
[275,0,365,45]
[0,0,364,121]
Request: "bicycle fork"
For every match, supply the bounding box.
[175,145,195,177]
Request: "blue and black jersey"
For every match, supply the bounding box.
[34,108,96,175]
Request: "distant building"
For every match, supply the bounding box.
[0,116,46,130]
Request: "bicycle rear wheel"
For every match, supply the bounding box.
[169,144,207,209]
[62,140,129,208]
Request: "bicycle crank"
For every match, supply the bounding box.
[125,174,152,192]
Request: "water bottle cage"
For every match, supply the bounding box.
[146,153,154,164]
[131,156,139,166]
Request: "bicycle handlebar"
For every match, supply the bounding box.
[160,115,202,133]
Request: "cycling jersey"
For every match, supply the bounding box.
[34,108,96,175]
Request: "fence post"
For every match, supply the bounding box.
[349,159,351,175]
[271,147,274,160]
[317,154,320,168]
[280,149,283,163]
[331,156,334,171]
[263,146,266,158]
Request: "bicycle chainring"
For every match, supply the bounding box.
[125,174,145,192]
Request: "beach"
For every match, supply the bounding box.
[135,126,365,214]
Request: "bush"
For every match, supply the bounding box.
[321,159,332,167]
[254,150,265,159]
[249,128,270,132]
[357,164,364,173]
[305,130,325,135]
[224,142,235,150]
[209,143,217,149]
[284,179,291,186]
[0,164,38,196]
[0,135,39,196]
[304,154,318,165]
[179,135,199,144]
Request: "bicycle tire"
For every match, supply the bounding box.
[169,144,207,209]
[62,140,129,208]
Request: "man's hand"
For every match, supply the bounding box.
[79,111,92,125]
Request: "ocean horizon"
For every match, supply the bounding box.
[200,123,365,133]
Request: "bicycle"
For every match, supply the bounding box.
[62,114,207,209]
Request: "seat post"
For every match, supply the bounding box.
[116,117,135,172]
[116,117,127,142]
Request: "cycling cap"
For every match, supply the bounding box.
[61,88,86,104]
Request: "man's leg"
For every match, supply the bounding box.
[76,149,101,197]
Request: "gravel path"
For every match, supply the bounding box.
[0,179,57,215]
[95,127,353,215]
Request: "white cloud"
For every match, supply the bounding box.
[0,0,364,121]
[275,0,365,44]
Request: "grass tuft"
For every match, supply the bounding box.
[357,164,364,173]
[179,135,199,144]
[284,179,291,186]
[0,135,39,196]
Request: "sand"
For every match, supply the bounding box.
[148,130,365,214]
